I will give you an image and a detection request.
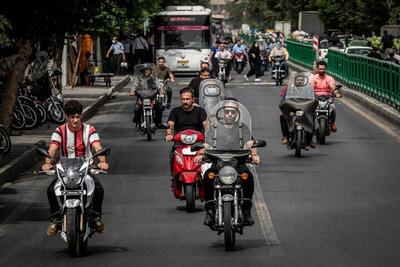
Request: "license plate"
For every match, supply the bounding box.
[236,59,242,62]
[60,190,86,196]
[177,60,189,64]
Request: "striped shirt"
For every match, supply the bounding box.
[50,123,100,158]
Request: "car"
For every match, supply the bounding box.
[344,46,372,56]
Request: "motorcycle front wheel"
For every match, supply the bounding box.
[295,130,302,158]
[66,208,87,258]
[317,118,327,144]
[145,115,152,141]
[185,184,195,212]
[223,201,235,251]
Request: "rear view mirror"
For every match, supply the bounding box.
[92,148,111,159]
[252,140,267,148]
[37,147,51,158]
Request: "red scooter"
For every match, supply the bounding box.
[171,129,205,212]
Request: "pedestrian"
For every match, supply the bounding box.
[106,36,126,75]
[122,34,135,74]
[244,41,263,82]
[132,32,149,66]
[381,30,394,58]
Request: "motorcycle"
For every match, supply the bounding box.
[271,55,286,86]
[279,72,318,157]
[233,53,246,74]
[192,100,266,250]
[315,85,342,144]
[133,64,164,141]
[217,58,231,86]
[171,129,205,212]
[37,147,110,258]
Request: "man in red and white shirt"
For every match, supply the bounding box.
[42,100,109,236]
[309,61,341,132]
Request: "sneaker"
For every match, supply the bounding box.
[203,213,213,226]
[46,222,60,236]
[280,137,289,145]
[330,123,337,132]
[244,74,249,81]
[95,221,105,233]
[254,78,261,82]
[244,214,255,226]
[307,142,316,149]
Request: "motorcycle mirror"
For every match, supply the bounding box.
[190,143,204,152]
[36,147,51,158]
[252,140,267,148]
[91,147,111,159]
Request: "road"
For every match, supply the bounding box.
[1,69,400,266]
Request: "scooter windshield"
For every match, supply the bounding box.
[205,100,252,151]
[132,76,159,99]
[285,72,315,100]
[199,79,224,114]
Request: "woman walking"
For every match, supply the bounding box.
[244,41,263,82]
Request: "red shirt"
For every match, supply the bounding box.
[309,74,335,96]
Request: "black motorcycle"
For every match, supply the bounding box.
[279,73,318,157]
[315,85,342,144]
[192,100,266,251]
[271,55,286,85]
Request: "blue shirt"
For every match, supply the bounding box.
[109,41,124,55]
[232,44,246,54]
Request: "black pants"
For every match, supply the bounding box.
[134,49,146,66]
[280,115,313,144]
[203,166,254,213]
[111,53,123,75]
[165,84,173,104]
[247,60,262,78]
[47,176,104,219]
[133,101,163,125]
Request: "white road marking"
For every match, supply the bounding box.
[339,98,400,142]
[250,165,283,254]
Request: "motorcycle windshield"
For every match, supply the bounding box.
[198,79,224,114]
[279,73,318,132]
[133,63,156,75]
[132,76,159,99]
[59,157,85,176]
[205,100,252,151]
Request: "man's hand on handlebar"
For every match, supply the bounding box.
[165,134,174,142]
[97,162,109,171]
[42,163,53,171]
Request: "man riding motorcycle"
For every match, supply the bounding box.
[309,61,341,132]
[269,42,289,78]
[128,64,166,129]
[194,98,261,226]
[152,56,175,109]
[214,43,233,81]
[188,68,212,101]
[232,39,247,69]
[165,87,208,174]
[42,100,109,236]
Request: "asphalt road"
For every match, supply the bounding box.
[1,69,400,266]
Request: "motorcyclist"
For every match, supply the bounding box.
[214,43,233,81]
[128,64,166,129]
[165,87,208,175]
[152,56,175,109]
[269,42,289,78]
[279,74,315,147]
[194,98,261,226]
[188,67,211,101]
[42,100,109,236]
[232,39,247,66]
[309,61,341,132]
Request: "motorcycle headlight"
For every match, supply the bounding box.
[143,99,151,105]
[296,110,304,116]
[319,101,328,109]
[181,134,197,144]
[219,166,237,185]
[58,166,85,188]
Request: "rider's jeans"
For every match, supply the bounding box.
[203,165,254,213]
[280,61,289,77]
[330,104,336,124]
[47,176,104,219]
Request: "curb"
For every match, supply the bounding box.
[0,140,46,187]
[82,75,131,121]
[287,61,400,127]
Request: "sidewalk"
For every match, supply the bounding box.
[0,75,131,186]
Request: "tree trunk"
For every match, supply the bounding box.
[0,39,32,133]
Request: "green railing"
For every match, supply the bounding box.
[286,40,316,69]
[287,40,400,110]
